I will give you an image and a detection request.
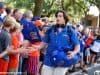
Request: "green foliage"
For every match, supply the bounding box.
[6,0,99,20]
[6,0,35,10]
[87,0,100,9]
[42,0,56,17]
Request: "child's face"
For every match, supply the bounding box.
[84,28,90,35]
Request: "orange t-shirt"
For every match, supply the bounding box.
[8,34,19,69]
[85,33,93,47]
[28,42,41,57]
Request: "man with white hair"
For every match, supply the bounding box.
[21,10,42,75]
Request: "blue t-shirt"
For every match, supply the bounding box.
[20,18,42,43]
[43,25,80,67]
[0,17,3,22]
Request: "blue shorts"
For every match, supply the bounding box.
[85,49,90,56]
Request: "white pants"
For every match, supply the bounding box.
[41,65,68,75]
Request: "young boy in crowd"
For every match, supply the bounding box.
[0,16,15,75]
[8,22,22,75]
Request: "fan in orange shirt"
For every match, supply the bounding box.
[8,33,19,70]
[8,23,20,74]
[8,22,32,75]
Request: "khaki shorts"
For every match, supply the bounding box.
[41,65,68,75]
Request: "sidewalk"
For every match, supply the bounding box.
[69,60,100,75]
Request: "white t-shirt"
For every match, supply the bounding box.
[91,40,100,53]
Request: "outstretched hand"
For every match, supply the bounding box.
[19,46,40,54]
[67,51,76,59]
[6,46,14,54]
[31,45,40,50]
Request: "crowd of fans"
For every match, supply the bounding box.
[0,2,100,75]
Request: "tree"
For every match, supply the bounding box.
[5,0,89,19]
[42,0,56,17]
[6,0,35,10]
[61,0,88,21]
[34,0,44,17]
[87,0,100,10]
[6,0,44,17]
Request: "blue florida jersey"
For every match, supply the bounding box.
[43,25,80,67]
[20,18,42,43]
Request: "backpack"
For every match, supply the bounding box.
[48,25,80,67]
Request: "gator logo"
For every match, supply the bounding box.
[30,32,38,39]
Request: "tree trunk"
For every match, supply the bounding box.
[34,0,44,17]
[61,0,65,10]
[47,11,52,17]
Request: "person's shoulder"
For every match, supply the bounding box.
[0,30,10,39]
[1,29,7,35]
[46,25,55,31]
[66,25,75,33]
[27,21,34,26]
[20,19,27,25]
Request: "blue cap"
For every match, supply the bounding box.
[32,17,40,21]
